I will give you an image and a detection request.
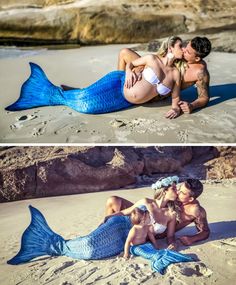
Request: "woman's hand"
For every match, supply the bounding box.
[165,107,181,119]
[132,66,143,81]
[125,70,138,89]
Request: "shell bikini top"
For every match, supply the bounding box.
[149,214,167,234]
[142,67,172,96]
[137,204,167,234]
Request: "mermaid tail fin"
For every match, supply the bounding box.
[5,63,65,111]
[7,205,65,265]
[130,243,193,274]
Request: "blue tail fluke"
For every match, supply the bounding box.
[5,63,65,111]
[7,205,65,265]
[130,243,193,274]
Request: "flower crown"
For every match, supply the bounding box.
[151,176,179,190]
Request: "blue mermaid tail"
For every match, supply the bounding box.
[130,243,193,274]
[7,205,132,265]
[5,63,133,114]
[7,206,193,273]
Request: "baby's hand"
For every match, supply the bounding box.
[123,253,130,259]
[167,243,178,251]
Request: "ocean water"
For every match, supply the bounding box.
[0,47,47,58]
[0,44,81,59]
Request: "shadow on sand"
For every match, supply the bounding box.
[176,220,236,249]
[142,83,236,111]
[181,83,236,111]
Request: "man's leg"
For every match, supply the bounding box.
[118,48,141,70]
[105,196,134,215]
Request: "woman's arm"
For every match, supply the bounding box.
[125,55,156,88]
[166,214,177,250]
[121,198,150,215]
[102,211,124,224]
[165,70,181,119]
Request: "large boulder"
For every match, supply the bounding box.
[0,0,235,45]
[1,146,235,202]
[206,147,236,179]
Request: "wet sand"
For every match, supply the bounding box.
[0,183,236,284]
[0,45,236,143]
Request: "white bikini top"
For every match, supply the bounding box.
[142,67,171,96]
[150,214,167,234]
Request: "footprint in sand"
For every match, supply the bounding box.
[32,126,46,137]
[227,258,236,266]
[177,262,213,277]
[110,119,128,128]
[10,114,38,130]
[212,238,236,252]
[177,130,189,143]
[79,267,98,282]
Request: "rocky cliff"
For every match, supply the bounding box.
[0,0,235,46]
[0,146,235,202]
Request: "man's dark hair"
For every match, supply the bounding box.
[191,37,211,59]
[185,178,203,199]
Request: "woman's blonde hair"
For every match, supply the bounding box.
[156,36,187,77]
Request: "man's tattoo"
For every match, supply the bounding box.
[196,69,209,99]
[194,208,210,233]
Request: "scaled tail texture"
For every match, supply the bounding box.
[7,206,132,264]
[5,63,132,114]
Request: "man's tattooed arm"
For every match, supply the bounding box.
[190,68,210,110]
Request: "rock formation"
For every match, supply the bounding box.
[0,146,235,202]
[0,0,235,47]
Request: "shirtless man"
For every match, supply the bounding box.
[105,178,210,246]
[118,36,212,114]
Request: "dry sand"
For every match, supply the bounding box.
[0,45,236,143]
[0,183,236,285]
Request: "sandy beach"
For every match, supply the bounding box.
[0,182,236,285]
[0,44,236,144]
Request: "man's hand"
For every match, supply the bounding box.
[178,236,193,246]
[178,101,193,114]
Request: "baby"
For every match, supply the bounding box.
[123,205,158,259]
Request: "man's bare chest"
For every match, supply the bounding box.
[183,67,197,81]
[179,207,195,222]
